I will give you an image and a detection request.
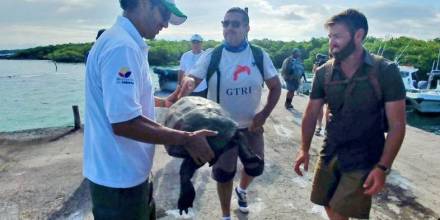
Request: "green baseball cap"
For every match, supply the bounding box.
[160,0,187,25]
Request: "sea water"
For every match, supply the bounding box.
[0,59,160,132]
[0,59,439,135]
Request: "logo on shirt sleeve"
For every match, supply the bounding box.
[116,67,134,85]
[118,67,132,78]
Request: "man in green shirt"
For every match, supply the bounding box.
[294,9,406,219]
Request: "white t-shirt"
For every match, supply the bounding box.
[179,50,207,92]
[190,45,278,128]
[83,16,155,188]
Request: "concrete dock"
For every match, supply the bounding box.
[1,90,439,220]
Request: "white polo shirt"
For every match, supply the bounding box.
[179,50,207,92]
[83,16,155,188]
[190,45,278,128]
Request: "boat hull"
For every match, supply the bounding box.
[406,91,440,113]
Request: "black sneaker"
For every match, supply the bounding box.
[285,103,294,109]
[235,187,249,214]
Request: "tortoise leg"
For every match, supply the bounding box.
[178,158,201,215]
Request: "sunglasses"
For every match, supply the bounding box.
[221,20,241,28]
[157,3,171,23]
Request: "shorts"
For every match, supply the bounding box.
[190,89,207,98]
[89,178,155,220]
[285,78,300,92]
[310,156,372,219]
[212,127,265,183]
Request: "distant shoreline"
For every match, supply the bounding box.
[0,57,83,64]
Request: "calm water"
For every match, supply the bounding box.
[0,59,159,132]
[0,59,439,135]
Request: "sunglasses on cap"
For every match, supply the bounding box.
[221,20,241,28]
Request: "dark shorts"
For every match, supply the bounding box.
[311,156,372,219]
[190,89,207,98]
[285,78,300,91]
[89,178,155,220]
[212,128,265,183]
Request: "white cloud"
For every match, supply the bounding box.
[0,0,439,49]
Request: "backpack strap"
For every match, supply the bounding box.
[323,59,335,97]
[367,55,384,102]
[206,44,224,103]
[249,44,265,84]
[206,45,224,84]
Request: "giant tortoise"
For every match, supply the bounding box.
[163,96,262,214]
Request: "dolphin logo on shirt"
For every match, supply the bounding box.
[233,65,251,81]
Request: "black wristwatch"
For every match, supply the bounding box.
[375,164,391,175]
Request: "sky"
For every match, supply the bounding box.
[0,0,439,50]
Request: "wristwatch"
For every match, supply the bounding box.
[375,164,391,175]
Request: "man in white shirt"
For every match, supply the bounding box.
[179,7,281,220]
[84,0,215,219]
[178,34,208,97]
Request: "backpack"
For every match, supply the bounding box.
[281,56,304,81]
[206,44,265,103]
[322,55,389,132]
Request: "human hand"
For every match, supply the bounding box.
[183,129,217,165]
[249,111,267,132]
[293,148,309,176]
[178,77,195,99]
[363,168,386,196]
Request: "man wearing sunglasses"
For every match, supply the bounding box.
[179,7,281,220]
[83,0,217,219]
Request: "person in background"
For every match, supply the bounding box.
[281,48,306,109]
[312,53,329,136]
[178,34,207,97]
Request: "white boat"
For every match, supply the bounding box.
[399,65,418,90]
[406,89,440,113]
[403,54,440,113]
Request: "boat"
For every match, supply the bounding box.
[399,65,419,90]
[153,67,179,92]
[404,51,440,113]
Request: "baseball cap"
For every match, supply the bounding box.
[190,34,203,42]
[160,0,187,25]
